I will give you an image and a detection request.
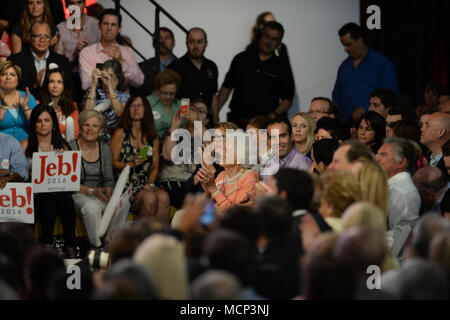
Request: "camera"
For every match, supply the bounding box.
[88,249,110,270]
[96,63,105,70]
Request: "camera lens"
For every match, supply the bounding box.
[88,249,110,269]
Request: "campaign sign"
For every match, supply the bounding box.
[105,185,133,247]
[32,151,81,193]
[0,183,34,224]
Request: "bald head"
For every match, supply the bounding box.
[413,166,446,193]
[413,166,447,212]
[431,112,450,129]
[430,112,450,142]
[420,112,450,151]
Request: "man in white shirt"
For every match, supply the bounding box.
[376,137,421,230]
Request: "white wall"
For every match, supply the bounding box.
[96,0,359,120]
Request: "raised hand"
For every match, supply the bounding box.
[105,43,124,63]
[19,87,30,109]
[171,109,182,130]
[76,36,88,54]
[92,68,102,86]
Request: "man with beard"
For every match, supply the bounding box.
[216,21,295,128]
[168,27,218,118]
[261,117,312,180]
[136,27,176,97]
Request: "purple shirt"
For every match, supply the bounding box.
[261,146,312,180]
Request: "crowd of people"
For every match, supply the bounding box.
[0,1,450,300]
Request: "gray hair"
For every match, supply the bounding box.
[383,137,417,175]
[78,110,106,130]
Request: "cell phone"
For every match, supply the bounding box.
[199,201,215,227]
[180,98,190,117]
[140,145,150,162]
[96,63,104,70]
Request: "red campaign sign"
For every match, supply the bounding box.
[32,151,81,193]
[0,183,34,224]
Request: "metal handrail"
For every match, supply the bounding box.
[148,0,189,34]
[85,1,146,61]
[109,0,190,69]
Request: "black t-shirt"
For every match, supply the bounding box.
[222,48,295,117]
[168,53,218,109]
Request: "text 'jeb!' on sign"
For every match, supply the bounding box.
[32,151,81,193]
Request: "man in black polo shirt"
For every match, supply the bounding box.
[216,21,295,129]
[168,27,218,116]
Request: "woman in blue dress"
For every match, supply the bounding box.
[0,61,38,146]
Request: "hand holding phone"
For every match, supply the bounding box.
[140,145,150,162]
[180,98,190,118]
[200,201,215,227]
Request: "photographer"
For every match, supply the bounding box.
[82,59,129,138]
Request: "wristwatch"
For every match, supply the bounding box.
[88,187,94,195]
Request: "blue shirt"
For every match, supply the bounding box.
[0,91,38,142]
[0,132,30,181]
[82,88,130,132]
[261,147,312,181]
[332,47,398,121]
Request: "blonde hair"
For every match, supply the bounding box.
[354,157,389,218]
[291,112,315,155]
[342,201,398,271]
[0,61,22,83]
[342,201,387,233]
[133,234,188,299]
[78,110,106,129]
[321,170,362,217]
[215,122,239,132]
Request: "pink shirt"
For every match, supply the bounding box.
[79,42,144,90]
[209,169,258,212]
[57,15,101,62]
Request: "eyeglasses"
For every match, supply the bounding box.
[190,106,207,113]
[308,110,329,115]
[31,34,51,40]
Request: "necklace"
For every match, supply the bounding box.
[79,141,97,151]
[0,104,18,110]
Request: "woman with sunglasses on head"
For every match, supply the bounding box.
[23,104,77,258]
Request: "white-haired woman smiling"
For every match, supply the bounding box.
[69,110,114,249]
[199,122,258,215]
